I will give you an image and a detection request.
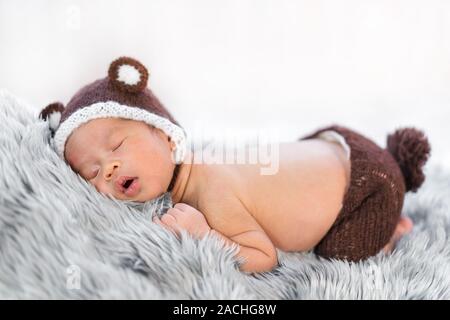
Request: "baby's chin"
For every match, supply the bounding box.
[118,183,166,203]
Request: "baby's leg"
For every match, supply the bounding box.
[382,216,413,253]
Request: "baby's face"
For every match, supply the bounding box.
[65,117,176,202]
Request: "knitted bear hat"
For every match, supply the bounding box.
[39,56,187,165]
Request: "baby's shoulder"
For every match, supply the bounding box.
[196,165,240,210]
[195,165,254,231]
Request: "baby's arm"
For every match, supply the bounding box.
[210,228,278,273]
[153,203,278,273]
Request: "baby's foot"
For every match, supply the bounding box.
[382,216,413,254]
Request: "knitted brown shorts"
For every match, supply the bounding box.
[299,125,407,262]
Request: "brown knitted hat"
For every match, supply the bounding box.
[38,56,187,164]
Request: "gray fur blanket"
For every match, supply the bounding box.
[0,89,449,299]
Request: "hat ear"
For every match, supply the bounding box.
[108,56,149,93]
[39,102,65,132]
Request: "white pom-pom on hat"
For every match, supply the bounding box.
[48,111,62,131]
[117,64,141,85]
[39,102,65,133]
[108,57,149,93]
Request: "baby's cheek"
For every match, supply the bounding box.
[91,179,108,195]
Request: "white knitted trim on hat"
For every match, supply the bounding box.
[52,101,187,164]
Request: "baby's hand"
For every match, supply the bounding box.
[153,203,212,239]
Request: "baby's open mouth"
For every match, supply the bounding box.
[116,176,140,197]
[123,179,134,189]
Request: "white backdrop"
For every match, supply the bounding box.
[1,0,449,169]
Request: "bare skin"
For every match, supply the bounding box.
[65,118,413,273]
[65,118,177,202]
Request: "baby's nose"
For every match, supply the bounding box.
[104,161,120,180]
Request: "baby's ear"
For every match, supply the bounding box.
[39,102,65,134]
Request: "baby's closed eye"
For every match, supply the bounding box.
[112,138,125,151]
[86,165,100,180]
[86,138,125,179]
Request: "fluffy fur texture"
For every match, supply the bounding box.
[1,89,449,299]
[387,127,431,192]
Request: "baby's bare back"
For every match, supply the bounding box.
[196,139,351,252]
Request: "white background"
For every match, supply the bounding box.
[1,0,449,169]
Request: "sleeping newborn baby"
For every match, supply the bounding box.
[39,57,431,273]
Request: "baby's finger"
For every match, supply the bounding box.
[152,216,164,226]
[153,216,171,229]
[160,214,183,233]
[174,203,191,212]
[155,215,180,236]
[161,213,177,225]
[167,207,184,217]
